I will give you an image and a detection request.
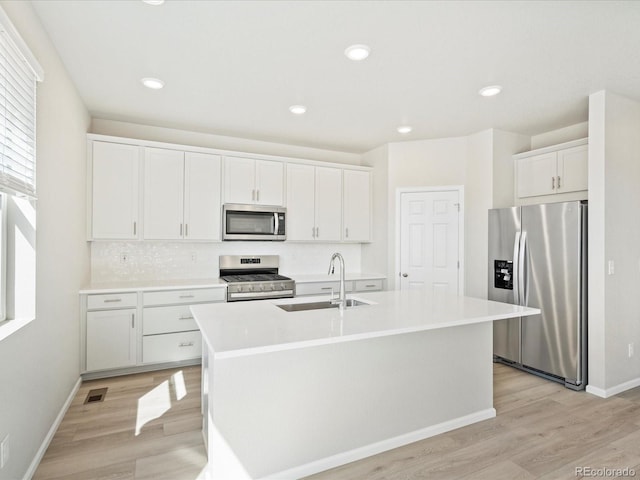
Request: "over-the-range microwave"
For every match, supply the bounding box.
[222,204,286,241]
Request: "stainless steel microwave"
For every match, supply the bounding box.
[222,204,286,241]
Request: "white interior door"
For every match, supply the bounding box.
[399,190,460,293]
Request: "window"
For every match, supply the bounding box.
[0,7,42,335]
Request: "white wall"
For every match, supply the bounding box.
[91,119,362,166]
[0,2,90,479]
[588,90,640,393]
[531,121,589,149]
[360,145,388,276]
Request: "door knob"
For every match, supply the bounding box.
[402,273,408,277]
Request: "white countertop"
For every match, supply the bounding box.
[286,272,386,283]
[79,278,226,294]
[192,289,540,359]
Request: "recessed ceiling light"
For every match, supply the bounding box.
[141,77,164,89]
[289,105,307,115]
[397,126,412,134]
[142,0,165,5]
[478,85,502,97]
[344,44,371,61]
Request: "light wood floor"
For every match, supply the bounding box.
[34,364,640,479]
[33,366,206,480]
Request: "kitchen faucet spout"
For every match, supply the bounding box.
[328,252,346,310]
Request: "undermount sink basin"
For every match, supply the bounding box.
[277,298,370,312]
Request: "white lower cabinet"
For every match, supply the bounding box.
[86,308,136,371]
[82,286,225,377]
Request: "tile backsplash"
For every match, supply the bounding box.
[91,241,363,282]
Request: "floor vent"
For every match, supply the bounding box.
[84,387,108,404]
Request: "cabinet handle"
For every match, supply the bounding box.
[316,227,319,238]
[552,177,555,190]
[346,228,349,238]
[180,223,183,236]
[257,189,260,202]
[252,189,256,201]
[312,227,316,238]
[131,313,135,328]
[365,284,376,288]
[104,298,122,303]
[185,224,189,237]
[321,287,333,290]
[179,341,194,347]
[557,176,561,189]
[133,221,137,236]
[179,294,195,299]
[179,315,194,320]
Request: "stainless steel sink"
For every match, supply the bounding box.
[276,298,369,312]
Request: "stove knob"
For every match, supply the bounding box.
[259,284,265,291]
[279,283,286,290]
[247,284,254,292]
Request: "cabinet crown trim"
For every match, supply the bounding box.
[513,137,588,160]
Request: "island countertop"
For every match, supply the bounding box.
[191,289,540,359]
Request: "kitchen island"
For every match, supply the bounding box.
[191,290,539,479]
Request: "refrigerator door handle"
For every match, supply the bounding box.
[519,231,528,306]
[513,232,521,305]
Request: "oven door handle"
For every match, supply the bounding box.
[274,212,279,235]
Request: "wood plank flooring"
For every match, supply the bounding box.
[33,366,206,480]
[34,364,640,479]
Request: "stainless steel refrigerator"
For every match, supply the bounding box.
[488,201,587,390]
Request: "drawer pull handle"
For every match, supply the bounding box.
[365,284,376,288]
[320,287,333,290]
[179,342,194,347]
[104,299,122,303]
[179,316,194,321]
[179,295,195,299]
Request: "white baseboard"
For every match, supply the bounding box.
[262,408,497,480]
[23,376,82,480]
[587,377,640,398]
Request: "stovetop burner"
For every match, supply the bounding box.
[221,273,291,283]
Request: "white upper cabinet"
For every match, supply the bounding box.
[90,141,139,239]
[144,148,185,239]
[343,169,371,242]
[515,139,588,200]
[224,157,284,206]
[286,164,316,240]
[286,164,342,241]
[184,152,222,240]
[144,147,221,240]
[314,167,342,241]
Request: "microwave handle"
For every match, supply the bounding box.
[274,212,279,234]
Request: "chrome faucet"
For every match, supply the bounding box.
[328,252,346,310]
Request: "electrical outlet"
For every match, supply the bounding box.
[1,435,9,469]
[191,251,197,263]
[629,343,635,358]
[608,260,615,275]
[120,253,129,263]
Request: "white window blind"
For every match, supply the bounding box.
[0,23,37,198]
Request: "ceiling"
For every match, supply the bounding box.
[31,0,640,153]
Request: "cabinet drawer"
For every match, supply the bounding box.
[143,305,198,335]
[354,279,383,291]
[87,292,137,310]
[142,331,202,364]
[143,288,225,306]
[295,281,354,296]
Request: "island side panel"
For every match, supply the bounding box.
[209,321,494,479]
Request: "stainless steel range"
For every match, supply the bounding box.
[220,255,295,302]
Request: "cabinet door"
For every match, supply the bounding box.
[91,141,139,239]
[314,167,342,241]
[343,170,371,242]
[517,152,557,198]
[286,164,315,240]
[557,144,588,194]
[224,157,255,204]
[143,148,185,239]
[86,309,136,371]
[256,160,284,206]
[184,152,222,240]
